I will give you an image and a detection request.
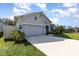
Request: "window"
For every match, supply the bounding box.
[19,25,22,29]
[35,16,37,20]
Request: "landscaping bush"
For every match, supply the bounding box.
[0,32,3,38]
[11,30,25,43]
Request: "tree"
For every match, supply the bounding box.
[74,27,79,33]
[66,26,75,33]
[51,24,65,34]
[0,18,14,26]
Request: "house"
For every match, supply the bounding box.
[14,12,51,37]
[0,19,3,32]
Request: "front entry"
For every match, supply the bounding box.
[46,26,49,35]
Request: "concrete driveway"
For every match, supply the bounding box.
[26,35,79,56]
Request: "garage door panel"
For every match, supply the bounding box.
[23,24,46,36]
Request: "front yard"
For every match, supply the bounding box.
[53,33,79,40]
[0,33,45,56]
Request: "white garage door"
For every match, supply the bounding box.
[23,24,46,36]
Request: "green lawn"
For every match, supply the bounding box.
[0,37,4,48]
[53,33,79,40]
[0,33,46,56]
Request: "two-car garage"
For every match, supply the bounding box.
[23,24,46,37]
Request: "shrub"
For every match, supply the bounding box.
[11,30,25,43]
[0,32,3,38]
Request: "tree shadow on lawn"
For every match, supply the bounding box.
[4,38,14,42]
[4,38,31,46]
[14,39,31,46]
[53,33,72,39]
[0,32,3,38]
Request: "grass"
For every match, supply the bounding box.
[65,33,79,40]
[0,37,4,48]
[0,32,46,56]
[0,32,4,48]
[53,33,79,40]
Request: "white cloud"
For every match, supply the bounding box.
[73,14,79,20]
[35,3,48,12]
[49,7,79,20]
[63,3,76,7]
[50,18,59,24]
[50,9,70,18]
[68,7,78,14]
[15,3,32,11]
[48,3,79,24]
[14,3,32,16]
[13,3,48,16]
[13,7,27,16]
[63,3,79,14]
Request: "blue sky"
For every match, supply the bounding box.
[0,3,79,27]
[0,3,13,18]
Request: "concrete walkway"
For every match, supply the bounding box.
[26,35,79,56]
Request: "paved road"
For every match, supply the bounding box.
[26,35,79,56]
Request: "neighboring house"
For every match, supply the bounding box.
[0,19,3,32]
[14,12,51,37]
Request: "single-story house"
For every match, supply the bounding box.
[14,12,51,37]
[0,19,3,32]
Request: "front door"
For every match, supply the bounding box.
[46,26,49,35]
